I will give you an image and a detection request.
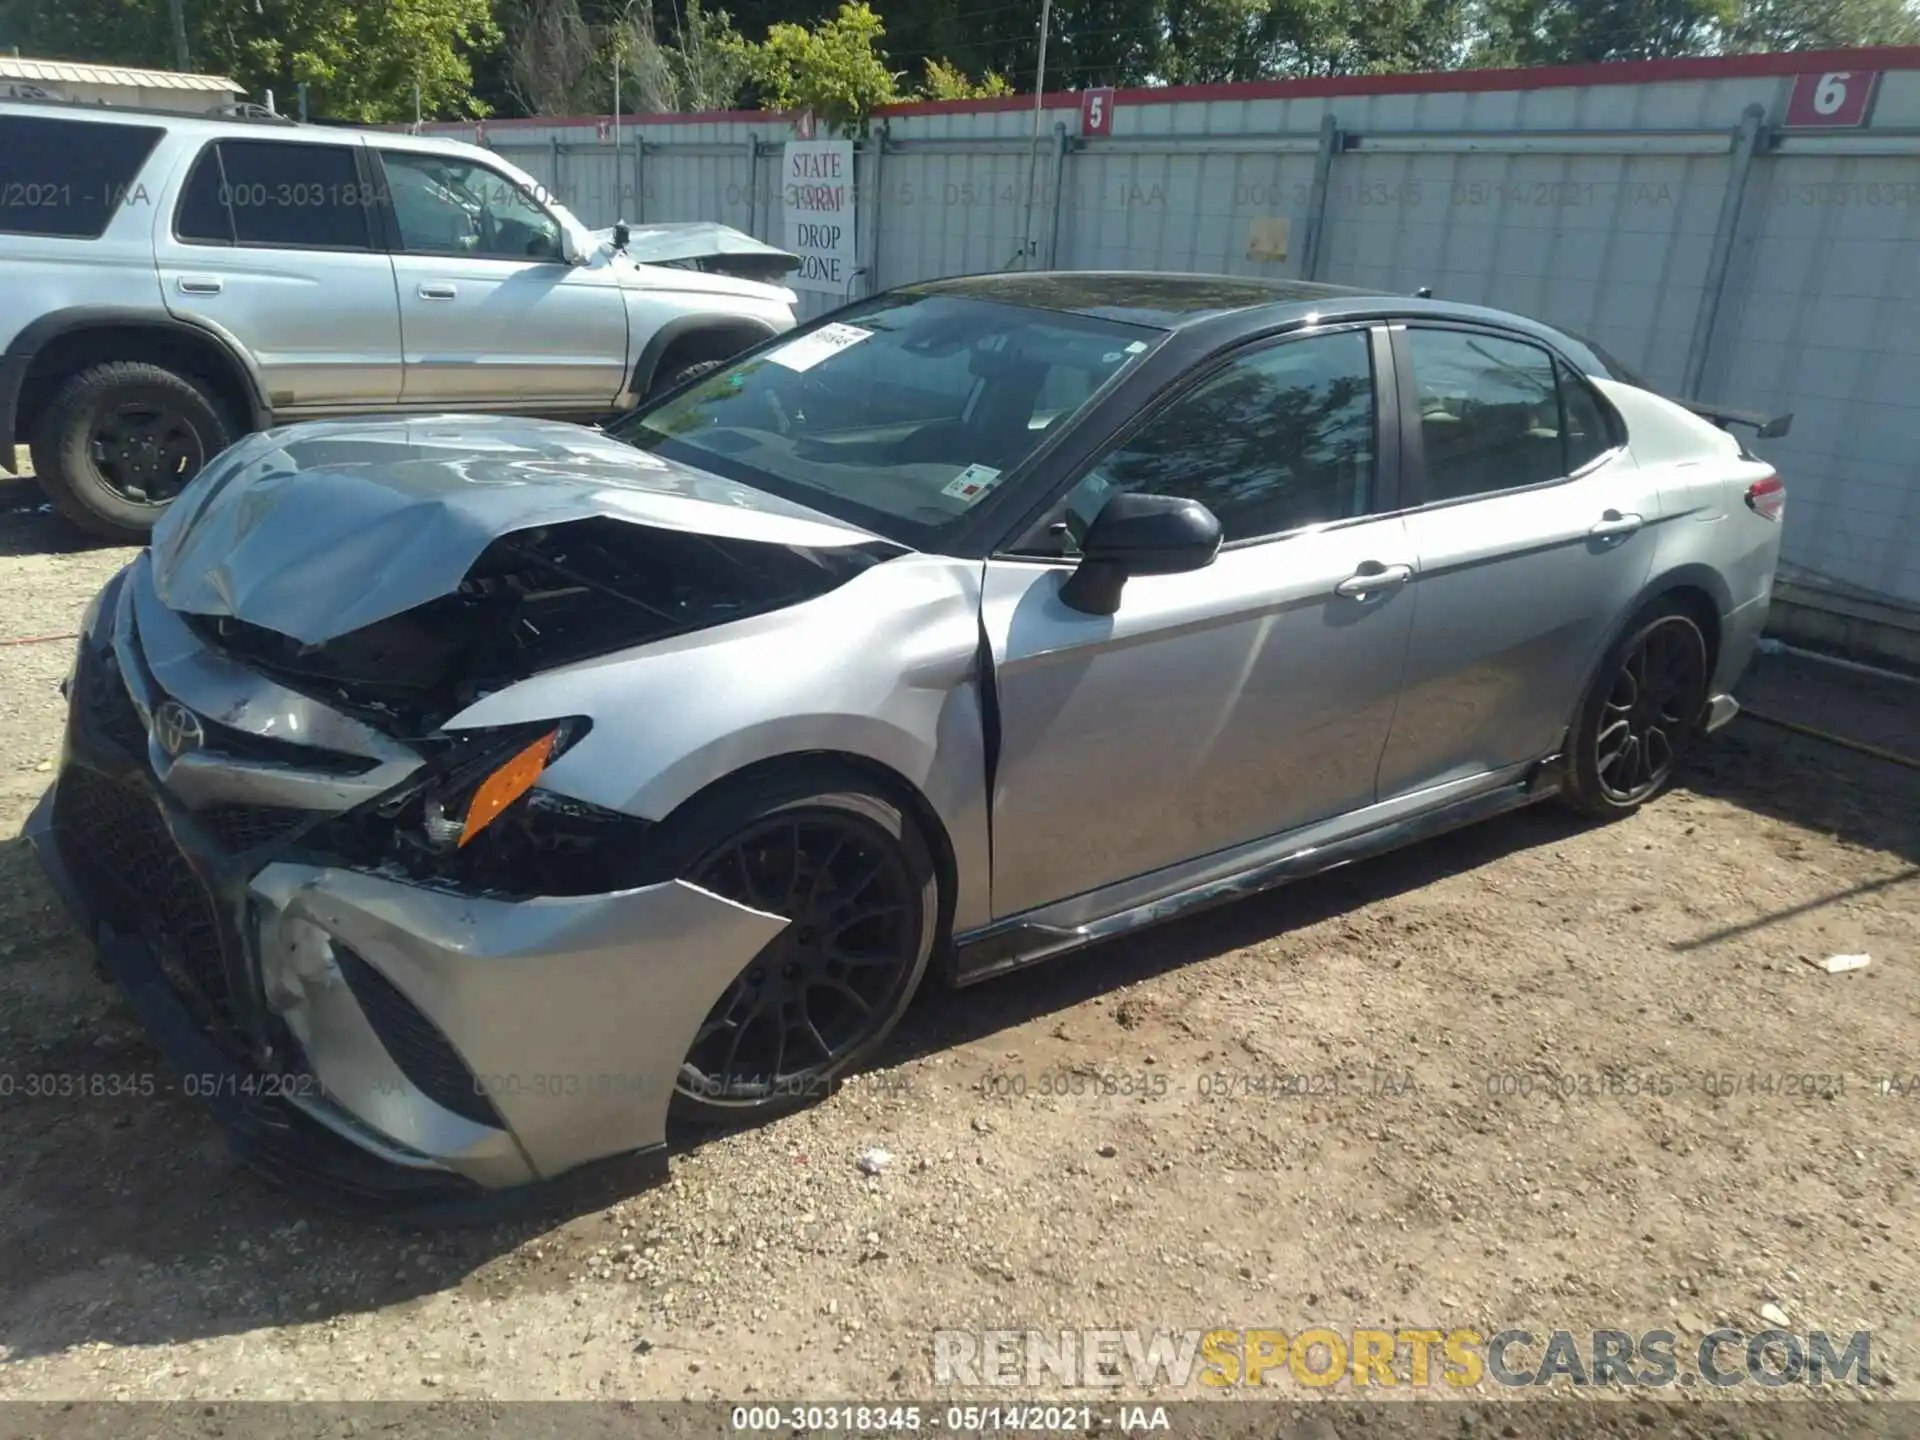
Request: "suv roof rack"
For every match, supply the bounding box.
[0,93,295,125]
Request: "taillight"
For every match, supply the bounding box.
[1746,473,1785,522]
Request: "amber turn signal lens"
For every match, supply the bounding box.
[458,729,558,848]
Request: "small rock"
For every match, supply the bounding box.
[1759,1302,1790,1327]
[1095,1142,1118,1158]
[856,1147,893,1176]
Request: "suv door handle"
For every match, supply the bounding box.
[176,277,223,295]
[1335,563,1413,599]
[1589,510,1644,540]
[417,283,458,301]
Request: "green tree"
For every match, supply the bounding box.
[2,0,498,120]
[919,56,1014,99]
[1471,0,1731,64]
[730,1,903,129]
[1723,0,1920,49]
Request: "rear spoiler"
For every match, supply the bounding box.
[1679,400,1792,440]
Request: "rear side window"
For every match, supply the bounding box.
[1405,329,1575,503]
[173,140,373,251]
[0,115,163,239]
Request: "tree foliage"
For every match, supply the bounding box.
[920,56,1015,100]
[2,0,498,120]
[8,0,1916,124]
[727,1,903,129]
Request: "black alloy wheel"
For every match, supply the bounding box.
[677,807,924,1113]
[1593,614,1708,804]
[89,397,208,505]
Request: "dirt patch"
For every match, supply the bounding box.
[1,493,1916,1415]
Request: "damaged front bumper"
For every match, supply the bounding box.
[31,557,788,1210]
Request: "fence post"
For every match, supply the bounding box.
[1683,102,1768,401]
[866,124,887,295]
[746,133,760,240]
[1046,122,1072,269]
[1300,113,1340,280]
[550,135,562,208]
[634,131,646,223]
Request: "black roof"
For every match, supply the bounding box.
[902,271,1377,328]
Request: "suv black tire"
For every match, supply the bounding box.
[30,361,235,544]
[646,763,940,1126]
[1557,600,1711,819]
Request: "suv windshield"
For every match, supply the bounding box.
[609,293,1161,547]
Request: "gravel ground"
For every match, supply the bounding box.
[2,460,1918,1421]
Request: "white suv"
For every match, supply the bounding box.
[0,100,798,540]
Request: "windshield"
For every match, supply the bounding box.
[609,293,1162,547]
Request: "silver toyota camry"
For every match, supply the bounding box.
[33,272,1788,1207]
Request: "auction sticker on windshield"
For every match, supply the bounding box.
[767,323,872,372]
[942,464,1003,503]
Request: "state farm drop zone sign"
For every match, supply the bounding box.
[781,139,859,295]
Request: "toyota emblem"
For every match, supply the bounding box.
[152,699,205,759]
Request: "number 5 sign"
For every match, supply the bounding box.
[1080,87,1116,137]
[1785,70,1880,127]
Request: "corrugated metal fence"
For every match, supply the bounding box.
[425,51,1920,612]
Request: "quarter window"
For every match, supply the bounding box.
[0,115,163,239]
[173,140,373,251]
[377,151,565,261]
[1404,328,1616,503]
[1079,330,1377,544]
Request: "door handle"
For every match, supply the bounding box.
[1589,510,1644,540]
[1335,563,1413,599]
[417,283,458,301]
[176,277,223,295]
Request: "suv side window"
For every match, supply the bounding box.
[173,140,373,251]
[1404,328,1589,502]
[1076,329,1377,544]
[376,151,565,262]
[0,115,163,239]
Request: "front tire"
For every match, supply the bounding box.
[30,361,234,543]
[1558,602,1710,818]
[649,766,939,1126]
[647,358,724,399]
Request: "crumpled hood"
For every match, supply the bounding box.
[151,414,885,647]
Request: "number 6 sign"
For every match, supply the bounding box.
[1785,70,1880,127]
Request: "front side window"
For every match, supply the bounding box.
[0,115,162,239]
[611,294,1159,548]
[377,151,564,261]
[1404,328,1578,502]
[173,140,373,251]
[1070,329,1377,545]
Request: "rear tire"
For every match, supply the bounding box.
[649,764,939,1126]
[1557,601,1710,819]
[30,361,234,543]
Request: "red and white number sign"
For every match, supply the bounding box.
[1080,87,1116,137]
[596,118,612,142]
[1785,70,1880,127]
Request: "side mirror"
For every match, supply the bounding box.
[1059,491,1222,616]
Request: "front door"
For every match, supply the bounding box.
[1375,323,1664,799]
[156,135,403,409]
[370,148,629,409]
[983,325,1419,919]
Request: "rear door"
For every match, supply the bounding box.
[156,135,403,408]
[983,325,1419,918]
[368,147,629,408]
[1375,323,1664,799]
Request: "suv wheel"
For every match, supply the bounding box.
[31,362,234,543]
[648,358,724,398]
